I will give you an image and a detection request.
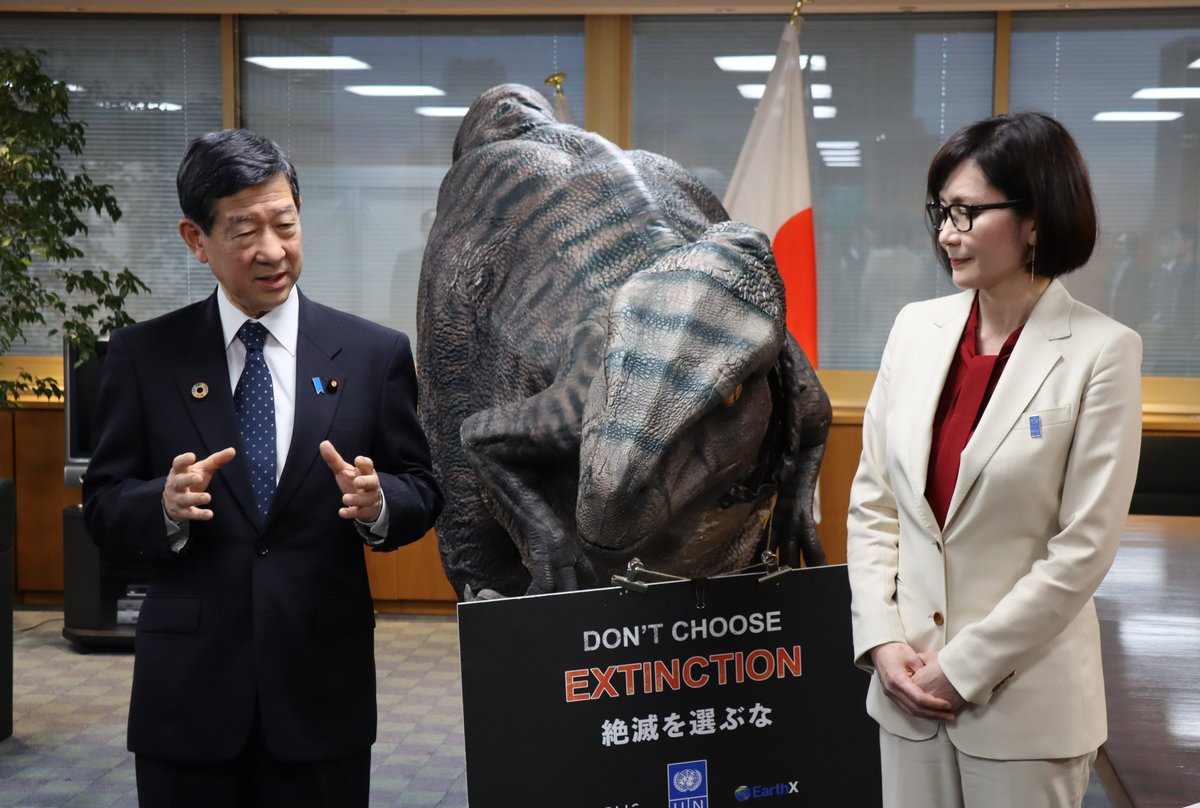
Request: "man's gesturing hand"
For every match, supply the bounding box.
[163,447,237,522]
[320,440,383,523]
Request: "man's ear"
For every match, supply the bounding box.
[179,219,207,263]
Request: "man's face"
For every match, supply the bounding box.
[179,174,302,318]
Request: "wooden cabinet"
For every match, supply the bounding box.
[365,530,457,612]
[2,403,457,611]
[0,410,12,480]
[7,406,80,603]
[4,369,1197,610]
[812,370,1200,567]
[815,422,863,566]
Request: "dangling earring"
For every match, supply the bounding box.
[1029,245,1036,282]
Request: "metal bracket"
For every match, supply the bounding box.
[610,551,794,597]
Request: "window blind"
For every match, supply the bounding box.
[239,16,585,347]
[632,14,995,370]
[0,14,223,356]
[1011,9,1200,377]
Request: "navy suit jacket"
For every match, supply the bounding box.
[82,289,443,763]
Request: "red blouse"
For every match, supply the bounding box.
[925,296,1022,529]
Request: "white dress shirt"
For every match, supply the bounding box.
[168,286,387,546]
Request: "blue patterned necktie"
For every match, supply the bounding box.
[234,321,276,519]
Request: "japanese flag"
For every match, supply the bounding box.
[553,91,574,125]
[723,22,819,367]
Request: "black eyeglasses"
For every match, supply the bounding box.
[926,200,1025,233]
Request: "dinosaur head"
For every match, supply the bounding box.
[452,83,557,162]
[576,222,786,561]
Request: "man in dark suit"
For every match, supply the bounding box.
[82,129,443,807]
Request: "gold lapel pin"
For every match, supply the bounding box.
[191,382,209,399]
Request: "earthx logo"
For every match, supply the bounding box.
[733,780,801,801]
[666,759,709,808]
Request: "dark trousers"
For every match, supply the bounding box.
[134,718,370,808]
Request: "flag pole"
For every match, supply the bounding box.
[543,72,575,125]
[789,0,813,26]
[724,0,821,369]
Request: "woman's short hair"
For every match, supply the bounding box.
[926,111,1097,278]
[177,129,301,234]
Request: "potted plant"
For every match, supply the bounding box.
[0,47,149,407]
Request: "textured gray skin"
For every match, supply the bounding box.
[417,83,831,599]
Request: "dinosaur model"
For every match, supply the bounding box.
[417,83,831,599]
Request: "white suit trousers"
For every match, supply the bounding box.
[879,724,1096,808]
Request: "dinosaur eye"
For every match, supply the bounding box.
[722,383,744,408]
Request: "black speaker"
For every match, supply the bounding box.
[1130,435,1200,516]
[1,478,15,741]
[62,505,146,650]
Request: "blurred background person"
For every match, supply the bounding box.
[859,209,940,364]
[390,207,437,333]
[1140,221,1198,374]
[1102,229,1142,328]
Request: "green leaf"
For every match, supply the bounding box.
[0,47,151,407]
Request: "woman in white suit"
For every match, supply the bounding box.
[847,112,1143,807]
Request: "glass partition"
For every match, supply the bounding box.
[633,14,996,369]
[0,14,222,355]
[1011,9,1200,376]
[239,16,585,344]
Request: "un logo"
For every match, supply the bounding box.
[672,768,704,793]
[667,759,709,805]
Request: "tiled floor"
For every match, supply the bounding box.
[2,610,467,808]
[3,609,1112,807]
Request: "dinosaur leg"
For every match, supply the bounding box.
[460,320,605,594]
[771,334,832,567]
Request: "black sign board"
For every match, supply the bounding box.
[457,564,881,808]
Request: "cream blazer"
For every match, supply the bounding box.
[847,279,1143,760]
